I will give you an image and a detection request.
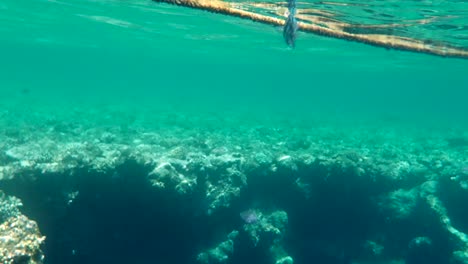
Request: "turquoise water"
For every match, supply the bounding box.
[1,1,468,264]
[1,0,468,128]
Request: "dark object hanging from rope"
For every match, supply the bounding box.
[283,0,298,48]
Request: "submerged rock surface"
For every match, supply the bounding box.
[0,192,45,264]
[0,108,467,264]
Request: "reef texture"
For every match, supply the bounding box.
[0,214,45,264]
[0,109,467,264]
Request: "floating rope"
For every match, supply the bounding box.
[153,0,468,59]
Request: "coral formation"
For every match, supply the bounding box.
[197,231,238,264]
[0,191,22,222]
[0,192,45,264]
[0,109,467,264]
[0,215,45,264]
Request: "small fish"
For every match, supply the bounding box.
[240,209,259,224]
[283,0,298,48]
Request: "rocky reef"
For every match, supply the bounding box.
[0,191,45,264]
[0,108,467,264]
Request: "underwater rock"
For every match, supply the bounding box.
[0,215,45,264]
[148,150,246,214]
[0,192,45,264]
[197,231,239,264]
[361,240,385,259]
[148,159,196,194]
[406,236,434,263]
[243,210,288,247]
[424,192,468,261]
[243,210,293,264]
[201,154,247,214]
[197,210,292,264]
[378,188,420,220]
[1,111,468,264]
[453,250,468,264]
[274,256,294,264]
[0,191,22,222]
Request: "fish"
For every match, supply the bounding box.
[240,209,259,224]
[283,0,298,48]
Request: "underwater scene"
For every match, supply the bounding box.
[1,0,468,263]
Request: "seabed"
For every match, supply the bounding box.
[0,108,468,264]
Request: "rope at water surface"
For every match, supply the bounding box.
[153,0,468,59]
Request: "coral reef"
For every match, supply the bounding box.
[0,215,45,264]
[197,231,238,264]
[0,192,45,264]
[0,191,22,222]
[0,108,467,264]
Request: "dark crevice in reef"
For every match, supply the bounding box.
[0,161,226,264]
[1,160,288,264]
[1,162,276,264]
[1,157,468,264]
[439,175,468,235]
